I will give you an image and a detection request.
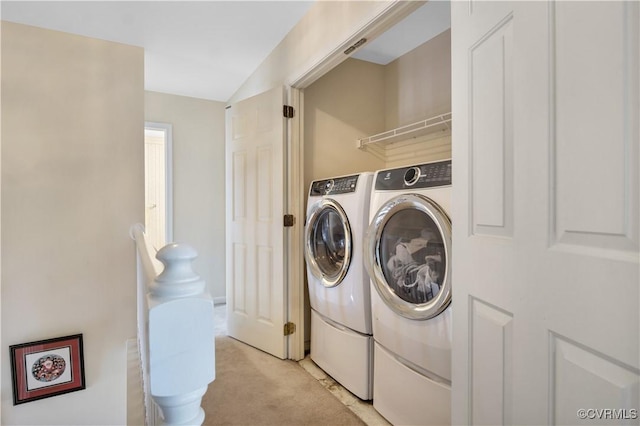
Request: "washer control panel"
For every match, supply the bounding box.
[375,159,452,190]
[310,174,360,196]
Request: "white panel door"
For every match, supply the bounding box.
[144,129,166,250]
[452,2,639,424]
[225,86,287,359]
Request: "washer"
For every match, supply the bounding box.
[305,172,374,400]
[365,159,452,425]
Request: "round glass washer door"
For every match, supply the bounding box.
[305,199,352,287]
[365,193,451,320]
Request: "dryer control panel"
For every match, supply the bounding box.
[310,174,360,196]
[375,159,452,190]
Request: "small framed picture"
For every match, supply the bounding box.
[10,334,85,405]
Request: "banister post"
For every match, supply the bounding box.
[148,243,215,426]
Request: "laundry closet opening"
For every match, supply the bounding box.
[302,0,452,349]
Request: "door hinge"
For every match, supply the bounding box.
[284,322,296,336]
[283,105,295,118]
[284,214,295,227]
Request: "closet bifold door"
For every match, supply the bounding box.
[451,2,640,425]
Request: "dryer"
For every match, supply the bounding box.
[305,172,374,400]
[365,160,452,425]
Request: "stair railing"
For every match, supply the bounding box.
[130,224,215,425]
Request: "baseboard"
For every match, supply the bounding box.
[213,296,226,305]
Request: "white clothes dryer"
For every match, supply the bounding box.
[365,160,452,425]
[305,172,374,400]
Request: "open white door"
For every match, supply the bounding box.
[452,2,639,424]
[225,86,292,359]
[144,123,173,250]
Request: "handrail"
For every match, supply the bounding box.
[130,223,163,280]
[130,224,215,426]
[130,224,160,425]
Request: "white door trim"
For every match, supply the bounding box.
[285,87,306,361]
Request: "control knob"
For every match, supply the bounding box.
[404,167,421,186]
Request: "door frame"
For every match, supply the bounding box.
[144,121,174,245]
[285,2,425,360]
[285,87,305,360]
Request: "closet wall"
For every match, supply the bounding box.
[385,29,451,129]
[304,28,452,190]
[382,29,451,168]
[303,59,386,191]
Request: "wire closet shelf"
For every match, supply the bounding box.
[357,112,452,148]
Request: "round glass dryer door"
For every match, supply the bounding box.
[305,199,352,287]
[365,193,451,320]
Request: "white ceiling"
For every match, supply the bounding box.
[1,1,314,101]
[1,1,450,102]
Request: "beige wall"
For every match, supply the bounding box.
[303,58,386,190]
[144,91,226,302]
[385,29,451,129]
[1,22,143,424]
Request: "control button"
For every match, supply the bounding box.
[404,166,421,186]
[324,180,334,193]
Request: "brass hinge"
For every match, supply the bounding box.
[284,322,296,336]
[283,214,295,227]
[283,105,295,118]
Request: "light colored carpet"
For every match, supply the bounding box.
[202,336,366,426]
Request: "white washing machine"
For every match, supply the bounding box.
[365,160,452,425]
[305,172,374,400]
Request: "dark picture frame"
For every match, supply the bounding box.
[10,334,85,405]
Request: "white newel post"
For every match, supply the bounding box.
[148,243,215,426]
